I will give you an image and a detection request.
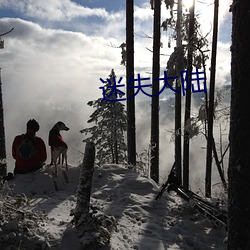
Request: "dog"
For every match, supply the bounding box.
[48,121,69,176]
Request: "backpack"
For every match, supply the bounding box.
[17,135,37,160]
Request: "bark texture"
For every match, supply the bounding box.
[175,0,183,183]
[74,142,116,249]
[126,0,136,166]
[205,0,219,198]
[150,0,161,184]
[183,0,195,190]
[74,142,95,226]
[228,0,250,249]
[0,73,7,177]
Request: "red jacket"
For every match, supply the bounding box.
[12,131,47,171]
[48,128,68,149]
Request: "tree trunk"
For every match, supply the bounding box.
[183,0,195,190]
[205,0,219,198]
[126,0,136,166]
[112,103,119,164]
[0,70,7,177]
[150,0,161,184]
[74,142,116,248]
[114,140,118,164]
[175,0,183,183]
[228,0,250,249]
[74,142,95,227]
[211,137,227,191]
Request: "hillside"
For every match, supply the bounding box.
[0,164,227,250]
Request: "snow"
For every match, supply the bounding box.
[2,164,227,250]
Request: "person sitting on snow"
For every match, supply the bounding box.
[12,119,47,174]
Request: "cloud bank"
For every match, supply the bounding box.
[0,1,232,192]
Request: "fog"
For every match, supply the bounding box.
[135,86,230,193]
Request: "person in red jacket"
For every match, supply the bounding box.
[12,119,47,174]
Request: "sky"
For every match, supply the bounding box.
[0,0,232,189]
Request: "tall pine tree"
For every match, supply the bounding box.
[228,0,250,248]
[163,1,209,186]
[0,68,6,177]
[205,0,219,198]
[126,0,136,166]
[0,28,14,177]
[150,0,161,184]
[80,69,127,166]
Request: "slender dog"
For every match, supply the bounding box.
[48,121,69,176]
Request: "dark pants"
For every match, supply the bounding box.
[14,165,43,175]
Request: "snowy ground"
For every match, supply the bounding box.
[1,164,227,250]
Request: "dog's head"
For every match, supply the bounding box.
[53,121,69,131]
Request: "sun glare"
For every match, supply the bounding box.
[183,0,194,9]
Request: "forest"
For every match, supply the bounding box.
[0,0,250,249]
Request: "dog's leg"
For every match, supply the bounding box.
[57,153,61,164]
[61,152,65,166]
[52,149,60,177]
[65,152,68,171]
[50,147,54,165]
[61,150,69,183]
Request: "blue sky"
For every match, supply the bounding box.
[0,0,232,175]
[74,0,126,12]
[0,0,151,36]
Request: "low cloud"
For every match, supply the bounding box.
[0,1,232,193]
[0,17,125,170]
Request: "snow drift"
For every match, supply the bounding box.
[0,164,227,250]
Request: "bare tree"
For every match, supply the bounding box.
[228,0,250,248]
[0,68,6,177]
[205,0,219,197]
[175,0,183,183]
[183,0,195,190]
[150,0,161,184]
[74,142,116,248]
[0,28,14,177]
[74,142,96,225]
[126,0,136,166]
